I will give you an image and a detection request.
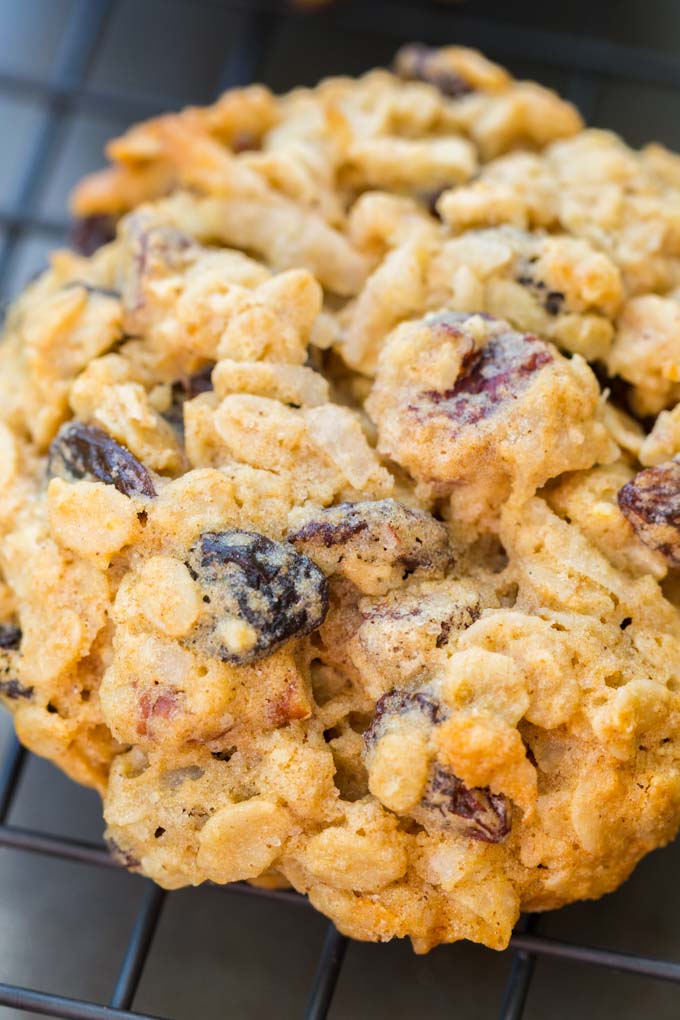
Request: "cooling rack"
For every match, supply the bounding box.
[1,1,680,1016]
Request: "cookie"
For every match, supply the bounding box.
[2,44,680,953]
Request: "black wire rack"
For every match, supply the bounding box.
[2,1,680,1017]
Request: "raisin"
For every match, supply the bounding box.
[419,763,511,843]
[418,320,552,430]
[364,687,446,748]
[0,624,21,650]
[105,837,140,870]
[48,422,157,498]
[592,362,638,417]
[289,499,453,586]
[163,364,215,435]
[71,215,117,256]
[618,461,680,565]
[290,509,370,549]
[364,687,511,842]
[357,588,483,687]
[395,44,475,97]
[0,679,33,700]
[544,290,565,316]
[212,747,236,762]
[185,530,329,665]
[515,264,565,317]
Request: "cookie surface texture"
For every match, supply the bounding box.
[2,43,680,952]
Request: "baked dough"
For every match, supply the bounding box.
[2,44,680,953]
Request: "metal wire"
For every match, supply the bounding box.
[0,0,116,290]
[0,982,163,1020]
[498,915,539,1020]
[0,735,25,822]
[110,886,167,1011]
[2,1,680,1017]
[303,925,349,1020]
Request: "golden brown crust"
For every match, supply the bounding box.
[1,46,680,953]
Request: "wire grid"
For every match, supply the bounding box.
[1,1,680,1016]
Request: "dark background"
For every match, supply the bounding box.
[1,1,680,1017]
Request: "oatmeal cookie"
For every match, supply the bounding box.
[1,45,680,953]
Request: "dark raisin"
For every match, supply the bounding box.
[419,763,511,843]
[184,530,329,665]
[544,290,565,316]
[289,499,453,584]
[212,747,236,762]
[105,837,140,870]
[0,624,21,650]
[71,215,117,256]
[0,679,33,700]
[590,362,643,418]
[515,264,565,317]
[163,364,215,435]
[48,422,157,498]
[395,44,475,97]
[620,617,633,630]
[154,827,166,838]
[618,461,680,565]
[290,511,369,549]
[364,687,446,749]
[418,322,552,430]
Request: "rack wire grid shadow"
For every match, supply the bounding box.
[2,0,680,1017]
